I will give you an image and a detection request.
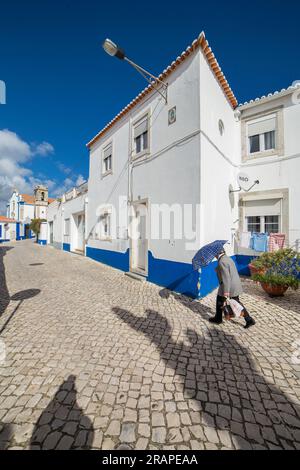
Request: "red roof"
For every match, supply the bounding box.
[0,216,15,223]
[20,194,56,205]
[20,194,35,205]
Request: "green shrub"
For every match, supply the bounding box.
[29,218,46,241]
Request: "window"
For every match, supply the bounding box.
[247,114,276,155]
[244,198,281,234]
[246,215,280,234]
[102,144,112,176]
[100,213,111,239]
[19,206,24,220]
[64,218,70,236]
[247,216,261,233]
[133,116,149,156]
[265,215,279,233]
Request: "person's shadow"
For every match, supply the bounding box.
[30,375,94,450]
[112,307,300,449]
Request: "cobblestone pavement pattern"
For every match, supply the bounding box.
[0,240,300,450]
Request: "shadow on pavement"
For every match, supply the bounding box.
[30,375,94,450]
[0,423,14,450]
[0,289,41,336]
[112,306,300,449]
[0,247,14,317]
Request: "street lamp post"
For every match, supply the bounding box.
[102,38,168,103]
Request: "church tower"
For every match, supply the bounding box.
[34,185,48,219]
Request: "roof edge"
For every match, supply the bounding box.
[87,31,238,149]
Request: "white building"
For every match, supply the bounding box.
[5,186,55,242]
[0,216,16,243]
[47,31,300,298]
[47,182,88,253]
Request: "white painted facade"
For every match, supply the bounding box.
[84,34,300,297]
[47,182,88,253]
[44,33,299,297]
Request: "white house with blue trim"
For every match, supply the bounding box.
[44,32,300,298]
[83,31,300,298]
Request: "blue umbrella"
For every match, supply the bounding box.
[192,240,228,270]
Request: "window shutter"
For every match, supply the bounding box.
[134,119,148,138]
[248,117,276,137]
[103,145,112,159]
[244,198,281,217]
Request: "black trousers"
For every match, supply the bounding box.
[216,295,252,323]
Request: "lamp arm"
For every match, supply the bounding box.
[124,57,168,89]
[129,61,167,103]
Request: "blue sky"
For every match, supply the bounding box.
[0,0,299,211]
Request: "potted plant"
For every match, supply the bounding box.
[251,248,300,297]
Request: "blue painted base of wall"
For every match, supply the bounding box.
[63,243,71,252]
[38,240,47,246]
[0,240,10,243]
[84,246,256,299]
[86,246,129,272]
[148,252,199,297]
[234,254,257,276]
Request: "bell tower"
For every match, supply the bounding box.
[34,185,48,219]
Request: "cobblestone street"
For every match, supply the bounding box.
[0,240,300,450]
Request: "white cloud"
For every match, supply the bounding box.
[56,162,72,175]
[51,174,86,197]
[0,129,85,214]
[76,174,85,186]
[0,129,31,163]
[31,141,54,156]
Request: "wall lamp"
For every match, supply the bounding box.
[102,38,168,103]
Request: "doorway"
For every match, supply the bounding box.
[76,213,85,252]
[130,201,148,276]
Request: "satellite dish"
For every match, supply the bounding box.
[237,172,252,191]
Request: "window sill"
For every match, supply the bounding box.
[243,148,280,161]
[101,170,113,179]
[131,149,150,162]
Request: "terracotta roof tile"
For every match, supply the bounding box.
[20,194,35,205]
[0,216,15,223]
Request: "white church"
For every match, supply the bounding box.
[0,185,55,244]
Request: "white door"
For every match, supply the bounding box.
[77,214,85,251]
[131,203,148,274]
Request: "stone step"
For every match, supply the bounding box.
[125,271,147,282]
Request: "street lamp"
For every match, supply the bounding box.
[102,38,168,103]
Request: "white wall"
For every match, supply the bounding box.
[87,51,202,263]
[199,49,240,255]
[23,204,34,221]
[63,194,87,252]
[47,201,63,247]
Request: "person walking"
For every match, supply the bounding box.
[209,249,256,328]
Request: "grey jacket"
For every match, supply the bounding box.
[216,254,243,297]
